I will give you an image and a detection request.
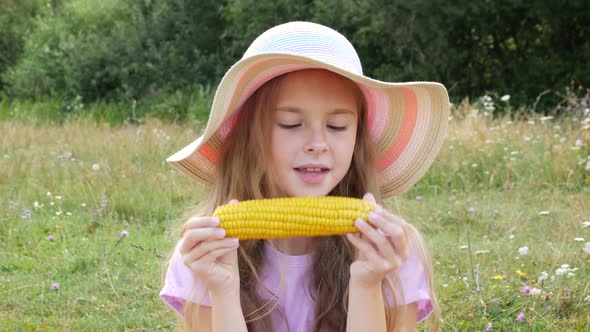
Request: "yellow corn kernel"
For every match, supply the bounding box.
[212,196,375,239]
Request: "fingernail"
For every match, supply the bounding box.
[211,217,220,225]
[354,218,365,227]
[368,212,378,220]
[375,205,383,213]
[215,228,226,238]
[231,238,239,244]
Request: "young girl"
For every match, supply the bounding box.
[160,21,449,331]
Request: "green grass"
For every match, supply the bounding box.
[1,103,590,330]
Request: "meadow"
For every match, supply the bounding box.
[1,96,590,331]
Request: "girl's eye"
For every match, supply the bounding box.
[279,123,301,129]
[327,125,347,131]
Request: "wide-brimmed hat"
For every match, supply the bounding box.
[167,21,449,198]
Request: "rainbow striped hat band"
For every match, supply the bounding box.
[167,21,449,198]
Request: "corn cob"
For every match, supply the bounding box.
[212,196,375,239]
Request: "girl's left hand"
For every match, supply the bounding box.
[347,192,409,287]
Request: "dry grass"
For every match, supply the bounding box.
[1,102,589,330]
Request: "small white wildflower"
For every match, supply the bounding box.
[3,154,9,159]
[538,211,551,216]
[442,284,448,288]
[475,250,490,255]
[46,192,52,196]
[508,234,515,240]
[567,272,575,278]
[518,246,529,255]
[559,137,567,143]
[459,245,469,249]
[55,195,62,200]
[561,264,570,269]
[583,221,590,228]
[575,139,583,147]
[92,163,101,171]
[585,161,590,171]
[81,203,87,207]
[584,242,590,255]
[530,288,542,295]
[510,151,519,155]
[574,237,585,242]
[66,212,72,216]
[472,163,478,168]
[524,136,531,141]
[585,295,590,302]
[501,95,511,102]
[55,211,62,216]
[49,202,55,206]
[34,201,40,208]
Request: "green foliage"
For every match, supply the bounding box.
[0,84,212,125]
[0,0,54,91]
[2,0,589,111]
[5,0,224,101]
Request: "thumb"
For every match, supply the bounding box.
[228,199,239,204]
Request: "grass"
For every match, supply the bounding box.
[1,99,590,331]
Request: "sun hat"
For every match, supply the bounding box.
[167,21,449,198]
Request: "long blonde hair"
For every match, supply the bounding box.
[165,69,440,331]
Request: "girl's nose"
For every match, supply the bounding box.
[304,129,329,153]
[305,141,329,153]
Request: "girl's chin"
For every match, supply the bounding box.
[286,184,334,198]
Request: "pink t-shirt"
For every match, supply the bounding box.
[160,240,432,331]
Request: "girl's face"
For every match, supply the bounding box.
[271,70,359,197]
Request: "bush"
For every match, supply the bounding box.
[3,0,589,110]
[5,0,224,101]
[0,0,51,92]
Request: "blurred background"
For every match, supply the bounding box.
[1,0,588,121]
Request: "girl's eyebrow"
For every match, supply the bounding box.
[275,107,356,115]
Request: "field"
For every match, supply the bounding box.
[1,99,590,331]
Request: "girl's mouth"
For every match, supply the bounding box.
[294,168,329,184]
[295,167,329,173]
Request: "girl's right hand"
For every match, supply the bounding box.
[179,200,240,295]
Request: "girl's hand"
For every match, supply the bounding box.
[179,200,240,295]
[347,193,409,287]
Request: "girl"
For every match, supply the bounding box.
[160,21,449,332]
